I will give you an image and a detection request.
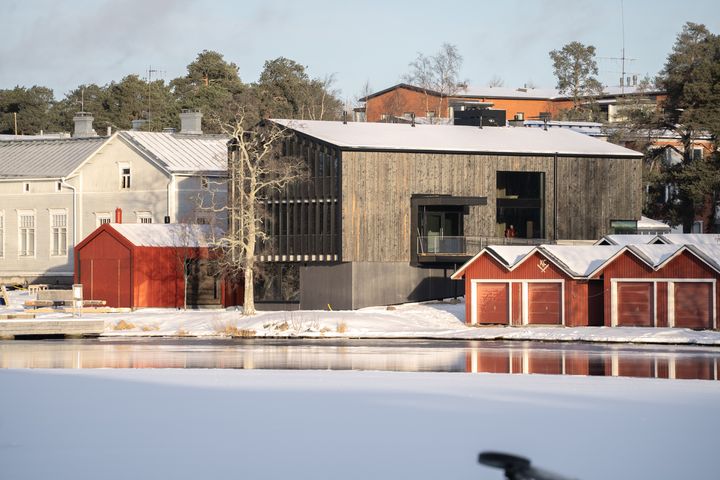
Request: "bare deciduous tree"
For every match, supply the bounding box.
[220,113,307,315]
[487,75,505,88]
[403,43,465,121]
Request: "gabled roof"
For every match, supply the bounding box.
[662,234,720,245]
[272,119,642,158]
[452,243,720,280]
[0,136,109,179]
[119,131,228,174]
[541,245,624,277]
[595,234,663,246]
[109,224,222,248]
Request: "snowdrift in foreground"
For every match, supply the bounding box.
[1,369,718,480]
[4,290,720,345]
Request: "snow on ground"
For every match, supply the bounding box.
[4,289,720,345]
[0,368,718,480]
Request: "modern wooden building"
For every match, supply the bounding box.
[452,244,720,329]
[74,223,223,309]
[260,119,642,310]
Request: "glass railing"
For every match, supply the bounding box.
[417,236,549,256]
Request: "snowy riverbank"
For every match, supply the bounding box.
[4,289,720,345]
[1,368,718,480]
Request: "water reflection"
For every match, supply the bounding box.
[0,338,718,381]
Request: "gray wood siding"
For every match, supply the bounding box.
[341,150,641,263]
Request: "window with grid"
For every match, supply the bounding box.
[51,212,68,256]
[121,166,131,189]
[19,213,35,257]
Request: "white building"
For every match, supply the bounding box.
[0,112,228,285]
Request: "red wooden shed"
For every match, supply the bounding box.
[452,244,720,329]
[74,223,231,309]
[597,244,720,329]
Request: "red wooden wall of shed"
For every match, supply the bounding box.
[461,251,589,326]
[74,230,132,308]
[600,250,719,327]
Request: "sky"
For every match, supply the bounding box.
[2,0,719,103]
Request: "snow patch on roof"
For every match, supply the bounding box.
[486,246,536,267]
[629,244,684,267]
[542,245,623,276]
[110,224,222,247]
[598,234,659,246]
[272,119,641,157]
[662,234,720,245]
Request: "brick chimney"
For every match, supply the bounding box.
[73,112,98,138]
[179,109,202,134]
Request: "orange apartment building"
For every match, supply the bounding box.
[359,82,664,124]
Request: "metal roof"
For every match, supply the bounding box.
[273,119,642,157]
[0,137,107,179]
[120,131,228,174]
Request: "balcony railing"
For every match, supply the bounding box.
[417,236,549,257]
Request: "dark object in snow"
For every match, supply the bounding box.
[478,451,578,480]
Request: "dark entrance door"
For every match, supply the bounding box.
[420,207,462,253]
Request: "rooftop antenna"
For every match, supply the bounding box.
[80,87,85,112]
[146,65,164,130]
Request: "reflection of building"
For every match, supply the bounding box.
[465,346,720,380]
[452,243,720,329]
[259,119,641,309]
[0,111,227,285]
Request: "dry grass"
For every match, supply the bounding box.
[276,321,289,331]
[176,328,190,337]
[140,324,160,332]
[216,324,256,338]
[336,321,348,333]
[113,320,136,330]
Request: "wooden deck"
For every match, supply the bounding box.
[0,318,105,338]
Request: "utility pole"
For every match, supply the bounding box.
[13,112,17,135]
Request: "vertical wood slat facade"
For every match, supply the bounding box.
[341,151,642,263]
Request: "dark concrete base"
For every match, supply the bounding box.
[300,262,464,310]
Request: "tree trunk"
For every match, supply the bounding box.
[243,259,255,315]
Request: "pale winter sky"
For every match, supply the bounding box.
[2,0,719,102]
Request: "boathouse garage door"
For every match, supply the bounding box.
[616,282,654,326]
[474,283,509,324]
[527,283,562,324]
[673,282,713,329]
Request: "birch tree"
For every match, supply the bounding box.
[403,43,465,121]
[221,114,307,315]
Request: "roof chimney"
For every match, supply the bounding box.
[72,112,97,138]
[180,109,203,134]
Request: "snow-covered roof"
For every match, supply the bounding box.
[637,216,671,231]
[110,224,222,248]
[272,119,641,157]
[485,246,536,267]
[0,137,108,179]
[662,234,720,245]
[596,234,662,246]
[119,131,228,174]
[459,86,560,99]
[628,244,684,268]
[542,245,624,276]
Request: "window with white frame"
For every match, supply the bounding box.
[23,182,30,193]
[96,212,112,227]
[136,211,153,224]
[0,211,4,258]
[119,163,131,189]
[18,211,35,257]
[50,210,68,256]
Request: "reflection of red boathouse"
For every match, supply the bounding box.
[464,347,719,380]
[452,244,720,329]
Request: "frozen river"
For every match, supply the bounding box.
[1,338,718,380]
